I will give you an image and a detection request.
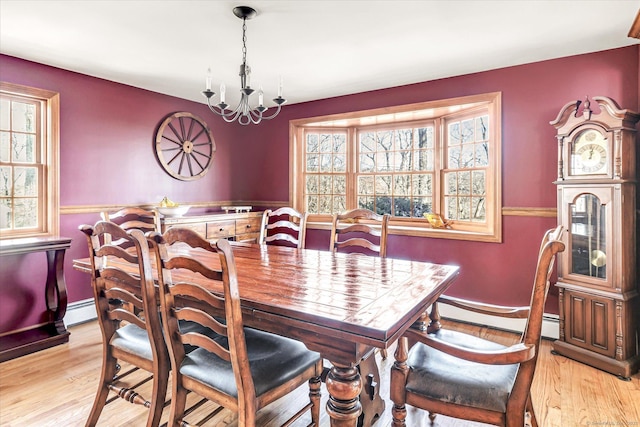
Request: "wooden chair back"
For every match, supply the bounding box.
[79,221,168,427]
[258,207,308,248]
[101,207,161,248]
[330,208,390,257]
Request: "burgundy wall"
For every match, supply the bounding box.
[0,46,638,333]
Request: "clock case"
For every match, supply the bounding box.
[550,96,640,379]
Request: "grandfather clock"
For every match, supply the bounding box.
[550,96,640,379]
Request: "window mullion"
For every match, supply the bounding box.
[433,117,444,215]
[347,127,357,210]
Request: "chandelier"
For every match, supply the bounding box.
[202,6,286,125]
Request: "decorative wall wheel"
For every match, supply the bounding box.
[154,112,215,181]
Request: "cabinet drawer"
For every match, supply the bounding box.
[236,232,260,244]
[206,221,235,239]
[236,217,262,236]
[166,223,206,237]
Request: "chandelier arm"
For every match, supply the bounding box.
[222,109,244,123]
[247,109,263,125]
[207,97,242,120]
[256,104,283,121]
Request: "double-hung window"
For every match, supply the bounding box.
[291,92,501,242]
[0,82,60,238]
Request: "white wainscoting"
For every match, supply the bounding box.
[64,298,560,339]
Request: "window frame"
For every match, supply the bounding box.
[290,92,502,242]
[1,82,60,239]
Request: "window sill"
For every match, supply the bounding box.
[307,220,502,243]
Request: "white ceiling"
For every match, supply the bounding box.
[1,1,638,108]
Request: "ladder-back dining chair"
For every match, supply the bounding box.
[258,207,308,248]
[148,228,323,427]
[330,208,389,257]
[101,207,161,247]
[79,221,169,427]
[390,226,565,427]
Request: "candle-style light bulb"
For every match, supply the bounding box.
[278,76,283,97]
[206,68,212,91]
[258,85,264,106]
[220,84,226,103]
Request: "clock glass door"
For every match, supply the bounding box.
[570,193,606,279]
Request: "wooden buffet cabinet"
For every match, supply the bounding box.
[160,211,263,243]
[550,96,640,379]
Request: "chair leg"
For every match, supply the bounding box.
[505,407,526,427]
[85,357,119,427]
[391,404,407,427]
[146,365,169,427]
[526,393,538,427]
[390,337,409,427]
[309,375,322,426]
[169,384,188,427]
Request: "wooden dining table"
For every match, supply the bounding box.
[73,242,459,427]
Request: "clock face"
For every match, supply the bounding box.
[570,129,608,175]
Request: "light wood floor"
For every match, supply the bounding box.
[1,320,639,427]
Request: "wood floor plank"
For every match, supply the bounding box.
[1,320,638,426]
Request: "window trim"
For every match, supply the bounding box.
[289,92,502,243]
[1,82,60,239]
[290,92,502,243]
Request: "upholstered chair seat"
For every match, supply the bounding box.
[405,329,518,413]
[181,327,321,398]
[110,324,155,361]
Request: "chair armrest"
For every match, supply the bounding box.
[437,295,530,319]
[405,328,536,365]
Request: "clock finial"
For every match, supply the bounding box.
[582,96,592,120]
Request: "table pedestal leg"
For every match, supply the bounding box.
[358,353,385,427]
[326,363,362,427]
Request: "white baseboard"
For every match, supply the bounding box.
[62,297,560,340]
[438,304,560,340]
[65,298,97,326]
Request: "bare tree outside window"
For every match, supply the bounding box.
[354,126,434,217]
[444,115,489,222]
[305,130,347,214]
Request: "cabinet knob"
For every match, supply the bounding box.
[246,224,251,229]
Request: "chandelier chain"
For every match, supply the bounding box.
[241,19,247,67]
